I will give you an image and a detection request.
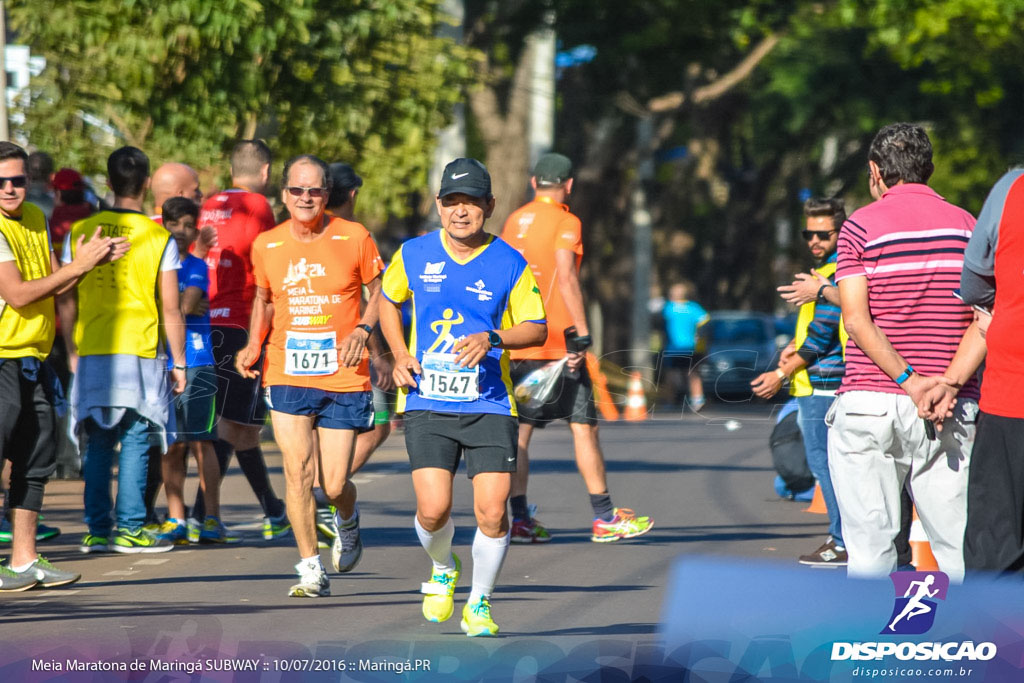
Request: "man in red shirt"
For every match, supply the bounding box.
[503,153,653,544]
[921,166,1024,575]
[193,140,288,540]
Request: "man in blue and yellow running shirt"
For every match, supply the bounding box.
[380,158,546,637]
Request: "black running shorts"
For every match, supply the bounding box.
[402,411,518,478]
[211,325,268,427]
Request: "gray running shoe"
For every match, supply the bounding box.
[14,556,80,588]
[331,512,363,573]
[289,561,330,598]
[0,564,37,592]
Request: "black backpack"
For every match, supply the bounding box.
[770,409,814,494]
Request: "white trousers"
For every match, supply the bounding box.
[827,391,976,582]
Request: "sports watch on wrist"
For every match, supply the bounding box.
[356,323,373,336]
[816,284,832,304]
[487,330,502,348]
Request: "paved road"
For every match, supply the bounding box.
[0,403,831,679]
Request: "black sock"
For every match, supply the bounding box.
[144,446,163,523]
[589,493,614,521]
[193,439,232,521]
[510,495,529,521]
[236,446,284,518]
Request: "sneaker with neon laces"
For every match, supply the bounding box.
[288,560,330,598]
[510,517,552,544]
[12,556,80,588]
[263,513,291,541]
[186,517,201,544]
[591,507,654,543]
[331,512,363,573]
[112,527,174,553]
[316,505,338,540]
[317,506,338,549]
[157,519,189,545]
[0,564,37,592]
[199,517,242,544]
[460,596,499,637]
[421,553,461,623]
[79,533,111,554]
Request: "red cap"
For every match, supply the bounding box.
[52,168,85,191]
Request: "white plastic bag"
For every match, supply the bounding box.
[513,357,569,411]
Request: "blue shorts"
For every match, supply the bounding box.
[265,386,373,431]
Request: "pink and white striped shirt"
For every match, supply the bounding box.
[836,184,979,398]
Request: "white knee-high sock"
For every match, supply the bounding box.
[469,528,510,603]
[414,515,455,571]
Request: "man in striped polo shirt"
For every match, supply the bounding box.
[830,122,978,582]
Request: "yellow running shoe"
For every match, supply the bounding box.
[420,553,460,623]
[460,596,499,637]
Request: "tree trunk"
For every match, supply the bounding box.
[468,39,535,232]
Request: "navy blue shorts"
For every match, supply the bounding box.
[265,386,373,431]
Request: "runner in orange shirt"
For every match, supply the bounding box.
[237,154,384,597]
[503,153,653,544]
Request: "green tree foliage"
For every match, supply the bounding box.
[466,1,1024,355]
[9,0,476,221]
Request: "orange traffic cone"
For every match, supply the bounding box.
[623,371,648,422]
[909,507,939,571]
[804,483,827,514]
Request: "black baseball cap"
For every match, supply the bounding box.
[327,162,362,207]
[438,158,492,198]
[533,153,573,185]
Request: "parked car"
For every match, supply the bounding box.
[697,311,782,400]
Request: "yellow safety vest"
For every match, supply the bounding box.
[71,210,169,358]
[0,203,55,360]
[789,260,848,396]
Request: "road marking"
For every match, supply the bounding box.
[103,569,140,576]
[134,558,170,565]
[37,590,80,597]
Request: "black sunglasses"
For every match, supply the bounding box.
[802,229,836,241]
[285,186,327,199]
[0,175,28,189]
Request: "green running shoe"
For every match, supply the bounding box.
[79,533,110,554]
[591,507,654,543]
[263,513,291,541]
[112,527,174,554]
[460,596,499,637]
[420,553,460,623]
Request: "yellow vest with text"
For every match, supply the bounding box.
[789,261,849,396]
[0,203,55,360]
[71,210,169,358]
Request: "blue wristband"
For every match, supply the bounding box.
[895,365,915,385]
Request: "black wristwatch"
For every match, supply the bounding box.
[356,323,373,336]
[816,284,832,304]
[487,330,502,348]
